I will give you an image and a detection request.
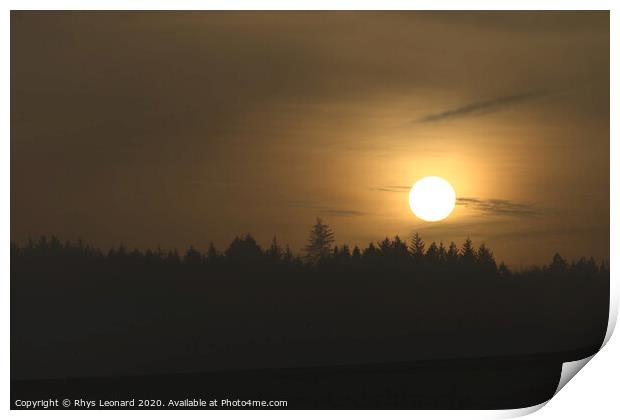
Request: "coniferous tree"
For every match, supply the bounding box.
[426,242,439,262]
[549,252,568,272]
[378,237,392,255]
[226,234,263,263]
[332,245,340,258]
[340,244,351,259]
[362,242,380,263]
[437,241,447,263]
[267,236,283,262]
[409,232,425,261]
[304,218,335,264]
[498,262,511,277]
[282,244,294,264]
[332,244,351,266]
[392,236,410,260]
[460,237,475,264]
[205,242,220,266]
[476,243,497,273]
[184,246,203,265]
[572,256,597,274]
[447,241,459,263]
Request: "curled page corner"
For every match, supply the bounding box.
[555,355,595,396]
[485,345,608,418]
[484,355,595,419]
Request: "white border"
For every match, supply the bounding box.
[3,2,617,418]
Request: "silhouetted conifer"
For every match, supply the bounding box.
[460,237,475,264]
[283,245,294,264]
[476,243,497,273]
[426,242,439,262]
[267,236,283,262]
[206,242,219,262]
[363,242,380,263]
[549,253,568,272]
[437,242,447,263]
[11,233,607,287]
[498,262,511,277]
[340,244,351,259]
[184,246,203,265]
[392,236,410,260]
[378,237,392,255]
[409,232,425,261]
[304,218,335,264]
[226,234,263,264]
[447,242,459,264]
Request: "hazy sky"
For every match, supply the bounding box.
[11,11,609,266]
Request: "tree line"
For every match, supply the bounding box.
[11,218,608,277]
[12,220,609,385]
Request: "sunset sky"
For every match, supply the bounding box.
[11,11,609,267]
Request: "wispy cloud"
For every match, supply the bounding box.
[414,90,551,123]
[456,197,538,217]
[292,200,368,218]
[319,209,367,217]
[368,185,410,193]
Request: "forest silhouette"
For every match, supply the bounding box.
[11,218,607,275]
[11,219,609,408]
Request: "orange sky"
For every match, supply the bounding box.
[11,11,609,266]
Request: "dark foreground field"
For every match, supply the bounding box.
[13,348,600,410]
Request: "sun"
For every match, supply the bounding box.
[409,176,456,222]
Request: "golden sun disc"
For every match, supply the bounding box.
[409,176,456,222]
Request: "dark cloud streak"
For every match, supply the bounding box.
[456,197,538,217]
[320,209,367,217]
[368,185,410,193]
[415,90,551,123]
[293,201,368,217]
